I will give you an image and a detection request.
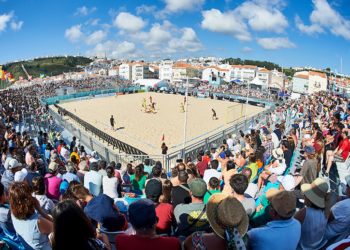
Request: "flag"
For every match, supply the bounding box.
[19,76,23,81]
[28,75,32,80]
[0,70,3,79]
[95,119,97,124]
[10,79,14,82]
[40,74,44,78]
[162,134,164,141]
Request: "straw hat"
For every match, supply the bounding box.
[301,178,329,208]
[272,148,284,160]
[207,193,249,239]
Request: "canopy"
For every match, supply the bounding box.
[249,76,265,86]
[231,79,242,83]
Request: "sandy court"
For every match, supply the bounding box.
[59,92,265,155]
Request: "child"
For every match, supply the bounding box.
[32,176,55,216]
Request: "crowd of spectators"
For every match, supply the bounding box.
[0,88,349,250]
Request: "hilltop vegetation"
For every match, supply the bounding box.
[1,57,92,86]
[222,58,282,72]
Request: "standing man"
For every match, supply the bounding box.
[212,109,218,120]
[150,96,152,103]
[110,115,115,131]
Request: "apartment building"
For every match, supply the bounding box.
[132,63,149,81]
[149,66,159,79]
[172,62,198,82]
[108,66,119,76]
[119,63,134,81]
[159,59,174,82]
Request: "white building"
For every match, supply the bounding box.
[97,52,106,59]
[132,63,149,81]
[159,59,174,82]
[108,66,119,76]
[119,63,134,81]
[230,65,258,83]
[149,66,159,79]
[257,68,273,86]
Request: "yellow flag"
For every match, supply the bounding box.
[95,119,97,124]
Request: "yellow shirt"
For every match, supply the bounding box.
[70,152,80,164]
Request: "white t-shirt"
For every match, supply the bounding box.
[245,183,258,199]
[269,160,286,175]
[325,199,350,240]
[203,169,222,184]
[60,147,71,162]
[89,157,98,166]
[211,153,222,170]
[227,138,234,149]
[102,176,119,199]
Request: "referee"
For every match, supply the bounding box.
[110,115,115,131]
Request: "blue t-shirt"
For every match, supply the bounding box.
[84,194,125,231]
[62,172,80,183]
[247,218,301,250]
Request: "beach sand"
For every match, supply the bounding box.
[59,92,265,155]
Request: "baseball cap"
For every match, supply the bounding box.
[189,178,207,197]
[14,168,27,182]
[49,162,58,172]
[270,191,296,218]
[277,175,296,191]
[8,159,22,169]
[129,199,157,229]
[145,179,162,197]
[90,151,97,157]
[225,150,231,157]
[304,146,315,155]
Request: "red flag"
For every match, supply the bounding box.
[162,134,164,141]
[28,76,32,80]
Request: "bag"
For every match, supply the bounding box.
[183,204,207,231]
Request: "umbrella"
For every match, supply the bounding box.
[200,91,205,93]
[231,79,242,83]
[154,84,159,87]
[203,80,209,82]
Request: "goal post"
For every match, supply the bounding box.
[225,103,243,124]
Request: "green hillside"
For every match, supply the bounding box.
[1,57,92,88]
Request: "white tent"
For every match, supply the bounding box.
[134,79,169,87]
[249,76,266,89]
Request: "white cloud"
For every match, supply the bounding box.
[156,0,205,18]
[296,0,350,40]
[10,20,23,31]
[91,19,100,25]
[85,30,108,45]
[85,40,144,59]
[236,1,288,33]
[108,7,127,17]
[113,12,148,33]
[136,5,157,15]
[101,23,111,30]
[166,27,205,53]
[256,37,296,50]
[295,14,324,36]
[0,11,13,33]
[201,9,252,42]
[240,47,252,52]
[65,24,84,43]
[74,6,97,16]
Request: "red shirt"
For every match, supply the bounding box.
[203,156,211,164]
[339,138,350,161]
[57,145,62,155]
[196,161,208,177]
[155,203,176,235]
[115,235,180,250]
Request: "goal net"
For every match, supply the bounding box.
[225,103,243,124]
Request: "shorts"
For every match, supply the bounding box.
[333,154,344,162]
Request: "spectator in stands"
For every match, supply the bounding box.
[172,171,191,208]
[274,124,282,141]
[1,159,21,194]
[62,162,80,183]
[103,166,119,199]
[282,140,293,169]
[203,151,211,164]
[72,184,127,232]
[143,159,152,176]
[145,179,176,235]
[294,178,331,249]
[324,175,350,240]
[183,194,249,250]
[60,142,70,162]
[77,160,89,184]
[9,181,52,250]
[130,165,147,191]
[84,162,102,197]
[227,134,234,149]
[51,200,111,250]
[45,162,63,200]
[239,132,246,149]
[37,131,43,148]
[115,199,181,250]
[60,180,86,208]
[174,178,212,237]
[146,165,166,186]
[247,153,258,182]
[204,177,221,204]
[215,147,232,174]
[250,188,278,228]
[234,150,246,168]
[70,136,76,152]
[160,179,173,204]
[88,151,98,166]
[257,148,287,191]
[324,130,350,177]
[263,134,274,157]
[300,146,318,185]
[233,139,242,153]
[97,160,107,177]
[277,175,296,191]
[203,159,222,184]
[196,154,208,177]
[70,146,80,166]
[32,176,55,216]
[247,191,301,250]
[25,161,40,186]
[242,167,258,199]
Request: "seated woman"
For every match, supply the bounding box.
[257,148,287,191]
[9,181,53,250]
[130,165,147,191]
[247,153,258,182]
[32,176,55,216]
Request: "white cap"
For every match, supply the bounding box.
[90,151,97,157]
[170,163,176,169]
[15,168,28,182]
[8,159,22,169]
[277,175,295,191]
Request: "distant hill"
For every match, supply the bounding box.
[1,57,92,88]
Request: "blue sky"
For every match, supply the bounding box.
[1,0,350,74]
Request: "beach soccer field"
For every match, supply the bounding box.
[59,92,265,155]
